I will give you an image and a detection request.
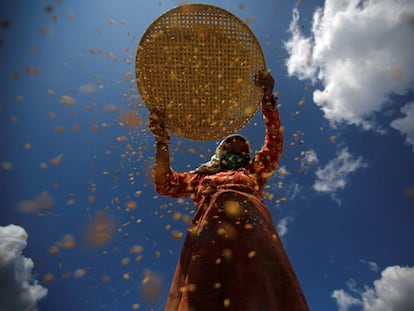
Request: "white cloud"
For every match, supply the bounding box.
[285,8,317,82]
[390,102,414,151]
[361,259,380,273]
[313,148,366,193]
[332,265,414,311]
[285,0,414,132]
[287,182,302,201]
[368,262,379,273]
[332,289,362,311]
[0,224,48,311]
[277,216,294,237]
[300,149,319,168]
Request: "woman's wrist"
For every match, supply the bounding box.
[263,93,273,101]
[155,134,170,144]
[262,93,277,110]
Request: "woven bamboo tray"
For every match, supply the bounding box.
[136,3,265,141]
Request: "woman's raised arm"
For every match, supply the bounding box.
[149,110,198,197]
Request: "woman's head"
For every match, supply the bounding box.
[194,134,251,174]
[220,135,250,171]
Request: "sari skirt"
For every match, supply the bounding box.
[165,189,310,311]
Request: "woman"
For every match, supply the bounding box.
[149,70,310,311]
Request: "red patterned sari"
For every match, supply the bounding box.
[154,106,310,311]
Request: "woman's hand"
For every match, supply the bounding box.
[149,109,170,143]
[254,70,274,99]
[254,70,277,109]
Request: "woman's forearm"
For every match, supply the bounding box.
[262,96,283,147]
[153,141,172,182]
[250,97,283,177]
[152,141,197,197]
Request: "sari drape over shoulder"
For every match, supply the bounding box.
[154,106,310,311]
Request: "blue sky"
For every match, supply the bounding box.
[1,0,413,310]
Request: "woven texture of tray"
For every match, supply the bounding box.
[136,4,265,141]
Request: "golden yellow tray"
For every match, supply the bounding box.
[136,4,265,140]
